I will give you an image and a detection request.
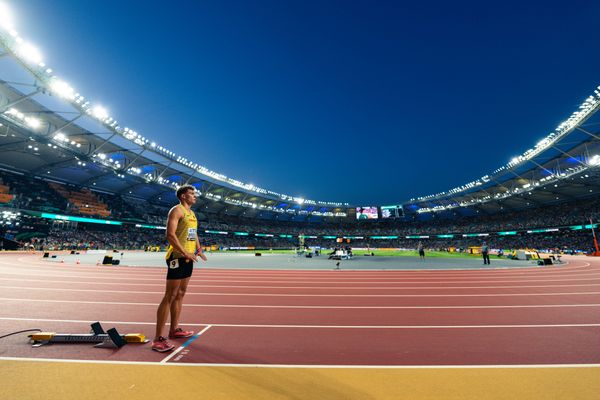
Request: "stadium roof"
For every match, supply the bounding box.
[2,7,600,222]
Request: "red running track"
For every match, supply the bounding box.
[1,253,600,366]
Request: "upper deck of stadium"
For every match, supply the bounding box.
[1,10,600,223]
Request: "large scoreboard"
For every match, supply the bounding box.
[356,206,378,220]
[381,205,404,219]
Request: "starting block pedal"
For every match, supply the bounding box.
[29,322,148,348]
[91,321,105,335]
[95,328,128,348]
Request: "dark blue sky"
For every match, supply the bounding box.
[11,0,600,205]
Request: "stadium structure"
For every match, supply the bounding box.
[1,7,600,252]
[6,5,600,400]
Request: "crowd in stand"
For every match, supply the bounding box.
[38,227,166,251]
[14,228,595,253]
[1,169,600,252]
[199,199,599,238]
[0,172,67,213]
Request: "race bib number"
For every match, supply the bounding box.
[187,228,197,241]
[169,259,179,269]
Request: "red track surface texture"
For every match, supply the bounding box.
[1,253,600,366]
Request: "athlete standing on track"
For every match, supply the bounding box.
[418,241,425,260]
[482,241,490,265]
[152,185,208,352]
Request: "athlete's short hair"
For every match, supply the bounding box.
[176,184,195,200]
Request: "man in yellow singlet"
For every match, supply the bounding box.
[152,184,207,352]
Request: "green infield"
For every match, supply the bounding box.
[215,248,484,259]
[350,249,481,258]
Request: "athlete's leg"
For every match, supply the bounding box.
[169,276,191,332]
[154,278,182,340]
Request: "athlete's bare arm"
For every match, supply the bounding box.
[195,235,207,262]
[166,206,197,262]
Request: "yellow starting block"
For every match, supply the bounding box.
[29,322,148,348]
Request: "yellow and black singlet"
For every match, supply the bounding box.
[165,205,198,259]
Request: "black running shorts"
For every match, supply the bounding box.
[165,255,194,280]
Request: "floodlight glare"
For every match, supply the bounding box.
[589,154,600,166]
[25,117,41,129]
[0,3,15,30]
[17,42,43,64]
[50,79,76,100]
[92,105,108,120]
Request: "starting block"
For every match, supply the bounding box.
[29,322,148,348]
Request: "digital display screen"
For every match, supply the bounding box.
[41,213,122,225]
[381,205,403,218]
[356,207,378,220]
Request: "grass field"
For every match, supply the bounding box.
[216,249,482,259]
[351,249,480,258]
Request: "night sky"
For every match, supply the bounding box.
[8,0,600,205]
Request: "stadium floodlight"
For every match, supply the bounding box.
[17,42,43,64]
[25,117,41,129]
[49,79,76,100]
[0,3,15,30]
[536,139,549,148]
[589,154,600,166]
[92,105,109,120]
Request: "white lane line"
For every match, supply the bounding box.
[2,265,589,279]
[2,297,600,309]
[0,261,594,282]
[0,259,588,275]
[0,286,162,294]
[7,276,600,290]
[0,317,156,326]
[4,271,600,284]
[159,325,213,364]
[2,356,600,369]
[2,317,600,329]
[0,271,166,282]
[2,285,600,297]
